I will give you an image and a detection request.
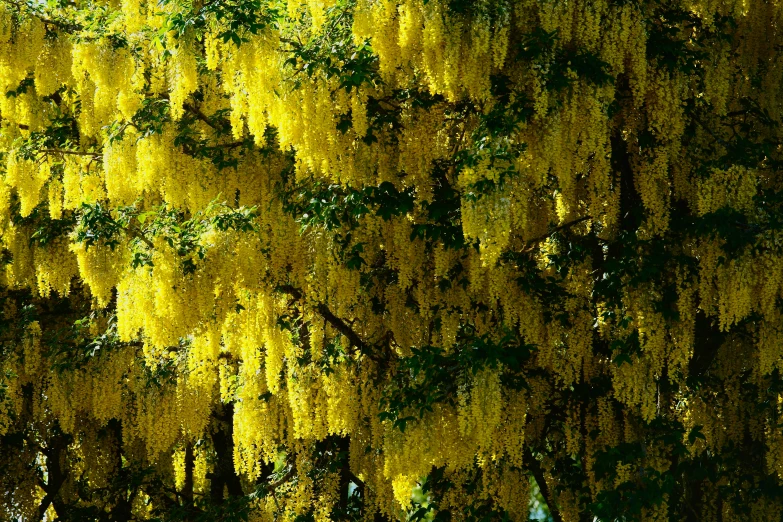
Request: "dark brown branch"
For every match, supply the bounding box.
[36,490,58,521]
[183,442,195,504]
[525,449,565,522]
[183,103,216,128]
[690,113,730,148]
[278,284,373,359]
[35,432,70,521]
[337,436,351,511]
[214,141,245,149]
[208,403,244,503]
[347,470,366,492]
[265,465,296,492]
[40,148,102,158]
[183,103,230,132]
[314,302,368,354]
[2,0,82,31]
[523,215,592,251]
[688,310,727,379]
[107,419,136,522]
[128,223,155,250]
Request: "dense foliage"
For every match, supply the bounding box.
[0,0,782,520]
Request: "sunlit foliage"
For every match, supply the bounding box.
[1,0,782,520]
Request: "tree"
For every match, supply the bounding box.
[0,0,781,519]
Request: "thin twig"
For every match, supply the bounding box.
[183,103,230,132]
[265,465,296,492]
[523,215,592,251]
[2,0,82,31]
[214,141,245,149]
[128,223,155,250]
[40,149,102,158]
[691,113,730,148]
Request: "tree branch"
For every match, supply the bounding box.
[183,103,230,132]
[36,490,57,521]
[525,449,564,522]
[40,149,102,158]
[208,403,244,503]
[36,431,70,521]
[128,223,155,250]
[347,470,366,492]
[278,284,377,360]
[690,112,730,148]
[523,215,592,251]
[183,442,194,504]
[314,302,368,354]
[1,0,82,31]
[264,465,296,492]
